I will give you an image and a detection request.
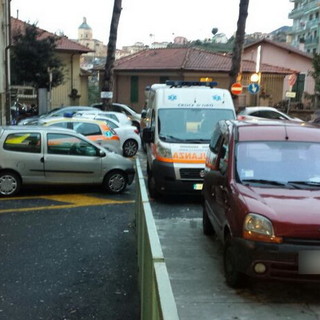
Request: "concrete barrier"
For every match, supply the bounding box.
[135,158,179,320]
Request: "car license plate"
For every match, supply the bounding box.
[193,183,203,190]
[298,250,320,274]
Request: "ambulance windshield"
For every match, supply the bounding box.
[158,108,234,143]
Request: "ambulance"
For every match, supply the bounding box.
[142,80,236,198]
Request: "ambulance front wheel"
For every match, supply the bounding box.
[147,173,159,199]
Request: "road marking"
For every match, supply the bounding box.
[0,194,134,214]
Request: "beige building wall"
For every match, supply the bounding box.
[243,43,314,96]
[51,52,88,108]
[113,70,287,112]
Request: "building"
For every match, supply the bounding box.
[77,17,107,69]
[11,18,92,112]
[243,38,314,108]
[97,47,296,112]
[0,0,10,124]
[289,0,320,54]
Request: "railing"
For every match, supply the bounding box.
[135,158,180,320]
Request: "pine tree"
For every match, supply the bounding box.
[11,23,64,89]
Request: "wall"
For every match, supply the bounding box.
[51,52,89,108]
[243,43,314,96]
[113,70,287,112]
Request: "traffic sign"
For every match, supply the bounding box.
[230,83,243,95]
[286,91,296,98]
[248,83,260,94]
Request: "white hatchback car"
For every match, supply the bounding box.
[74,110,132,127]
[76,114,141,157]
[90,102,141,130]
[237,106,303,121]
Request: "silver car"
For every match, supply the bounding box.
[0,126,135,196]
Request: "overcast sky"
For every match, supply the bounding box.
[10,0,294,48]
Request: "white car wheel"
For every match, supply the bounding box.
[103,171,127,194]
[0,171,21,196]
[123,139,138,157]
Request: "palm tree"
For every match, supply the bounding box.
[229,0,249,88]
[102,0,122,110]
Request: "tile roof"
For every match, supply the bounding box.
[10,17,92,53]
[244,38,313,60]
[114,47,296,74]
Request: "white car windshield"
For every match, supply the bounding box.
[158,108,235,143]
[236,141,320,186]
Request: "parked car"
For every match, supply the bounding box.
[202,118,320,288]
[75,114,141,157]
[237,106,302,121]
[17,106,100,125]
[91,102,141,130]
[74,110,132,127]
[0,126,135,196]
[39,117,122,154]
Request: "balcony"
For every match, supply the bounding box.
[289,0,320,19]
[305,36,319,44]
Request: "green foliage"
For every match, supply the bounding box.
[11,24,64,89]
[88,81,100,105]
[310,53,320,94]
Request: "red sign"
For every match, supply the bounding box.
[230,83,243,95]
[288,73,297,87]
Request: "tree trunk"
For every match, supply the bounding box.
[229,0,249,89]
[102,0,122,110]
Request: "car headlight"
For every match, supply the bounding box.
[243,213,282,243]
[156,142,172,160]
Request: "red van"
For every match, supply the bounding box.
[202,119,320,287]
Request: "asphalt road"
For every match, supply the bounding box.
[0,184,140,320]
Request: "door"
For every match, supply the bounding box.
[44,132,103,183]
[205,134,230,238]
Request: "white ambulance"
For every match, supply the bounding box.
[142,80,236,198]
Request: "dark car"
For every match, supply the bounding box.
[202,119,320,288]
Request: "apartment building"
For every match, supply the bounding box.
[289,0,320,54]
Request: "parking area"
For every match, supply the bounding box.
[0,188,140,320]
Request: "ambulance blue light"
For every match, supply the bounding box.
[165,80,218,88]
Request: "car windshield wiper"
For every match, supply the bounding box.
[159,135,183,142]
[287,180,320,188]
[241,179,289,187]
[184,138,210,143]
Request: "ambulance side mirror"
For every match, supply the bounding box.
[142,127,154,143]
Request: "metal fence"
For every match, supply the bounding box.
[135,158,180,320]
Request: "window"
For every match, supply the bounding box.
[130,76,139,103]
[47,133,98,156]
[74,123,102,136]
[4,132,41,153]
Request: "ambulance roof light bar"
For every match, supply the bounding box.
[165,80,218,88]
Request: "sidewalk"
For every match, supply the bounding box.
[155,217,320,320]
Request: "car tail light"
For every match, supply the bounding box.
[134,129,139,134]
